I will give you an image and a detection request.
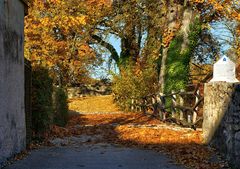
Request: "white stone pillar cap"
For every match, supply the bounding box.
[210,56,239,83]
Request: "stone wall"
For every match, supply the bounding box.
[0,0,27,166]
[237,64,240,80]
[68,82,112,98]
[203,82,240,168]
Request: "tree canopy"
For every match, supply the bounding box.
[25,0,239,88]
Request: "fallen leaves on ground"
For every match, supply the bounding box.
[67,113,162,126]
[68,95,120,113]
[47,96,229,169]
[13,151,29,161]
[48,112,228,169]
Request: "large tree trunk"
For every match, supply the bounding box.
[159,5,180,93]
[159,47,168,93]
[159,4,194,93]
[180,7,194,53]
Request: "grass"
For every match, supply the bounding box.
[68,95,120,113]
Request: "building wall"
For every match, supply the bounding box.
[0,0,26,165]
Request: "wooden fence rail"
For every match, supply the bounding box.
[114,84,204,128]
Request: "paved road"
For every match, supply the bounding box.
[5,143,185,169]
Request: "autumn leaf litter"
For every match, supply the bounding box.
[46,96,230,169]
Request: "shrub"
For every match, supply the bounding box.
[53,87,68,127]
[32,66,69,138]
[32,66,53,135]
[112,59,159,111]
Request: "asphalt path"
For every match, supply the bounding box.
[4,143,185,169]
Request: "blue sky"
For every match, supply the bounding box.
[210,21,233,55]
[91,22,235,79]
[90,34,121,79]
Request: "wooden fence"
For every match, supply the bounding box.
[115,84,204,128]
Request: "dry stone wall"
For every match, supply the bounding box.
[237,64,240,80]
[203,82,240,168]
[68,82,112,98]
[0,0,27,166]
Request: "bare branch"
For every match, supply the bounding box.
[91,35,120,64]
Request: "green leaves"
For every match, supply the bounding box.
[112,58,159,111]
[165,19,202,94]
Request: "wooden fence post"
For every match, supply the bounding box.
[152,96,158,115]
[131,99,134,111]
[179,89,184,121]
[187,114,191,123]
[171,90,176,118]
[159,93,166,120]
[156,94,162,120]
[192,89,199,123]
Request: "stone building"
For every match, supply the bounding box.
[0,0,28,165]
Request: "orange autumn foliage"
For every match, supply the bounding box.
[44,96,229,169]
[48,112,227,169]
[162,23,181,48]
[25,0,111,85]
[191,0,240,56]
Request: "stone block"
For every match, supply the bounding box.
[203,82,240,168]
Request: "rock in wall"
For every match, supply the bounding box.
[0,0,26,166]
[236,63,240,80]
[68,82,112,98]
[203,82,240,168]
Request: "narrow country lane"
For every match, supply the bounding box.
[4,96,227,169]
[4,143,185,169]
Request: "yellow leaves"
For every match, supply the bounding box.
[47,96,227,169]
[191,0,239,23]
[47,96,228,169]
[76,16,87,25]
[231,12,240,22]
[237,25,240,36]
[39,18,51,27]
[190,0,240,53]
[24,1,96,74]
[162,30,175,47]
[213,3,224,11]
[68,96,120,114]
[38,15,87,35]
[62,15,87,30]
[190,0,204,4]
[87,0,112,8]
[162,23,181,48]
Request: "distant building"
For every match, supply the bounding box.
[0,0,28,166]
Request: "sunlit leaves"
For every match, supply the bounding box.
[191,0,240,56]
[24,0,110,85]
[48,97,228,169]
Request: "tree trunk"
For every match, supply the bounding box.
[180,7,194,53]
[159,4,194,93]
[159,5,180,93]
[159,47,168,93]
